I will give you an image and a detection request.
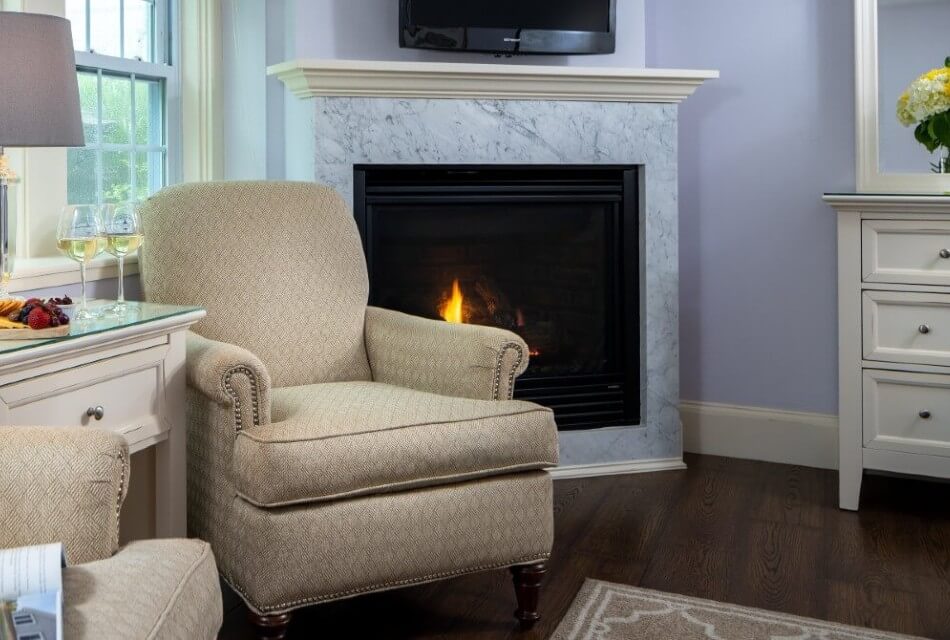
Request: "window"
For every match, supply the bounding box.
[65,1,175,207]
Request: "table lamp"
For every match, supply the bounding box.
[0,12,85,297]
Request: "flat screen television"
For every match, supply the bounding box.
[399,0,617,56]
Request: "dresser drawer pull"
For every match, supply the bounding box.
[86,406,105,421]
[919,324,931,335]
[940,249,950,259]
[919,410,932,420]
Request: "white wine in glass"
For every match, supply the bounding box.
[57,205,105,320]
[102,203,144,315]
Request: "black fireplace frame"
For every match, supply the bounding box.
[353,164,641,430]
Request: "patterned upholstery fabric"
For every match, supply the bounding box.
[226,473,553,615]
[365,306,529,401]
[64,539,222,640]
[0,427,223,639]
[187,331,272,427]
[140,181,373,388]
[146,181,558,617]
[233,381,558,506]
[0,427,128,565]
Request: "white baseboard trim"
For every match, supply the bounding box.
[550,457,687,480]
[681,401,838,470]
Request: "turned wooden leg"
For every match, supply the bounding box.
[248,611,293,640]
[510,562,547,630]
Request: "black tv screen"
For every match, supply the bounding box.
[400,0,617,55]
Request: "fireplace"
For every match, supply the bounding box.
[354,165,640,431]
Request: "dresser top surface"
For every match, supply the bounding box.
[824,193,950,213]
[0,301,204,356]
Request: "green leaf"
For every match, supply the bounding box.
[945,55,950,68]
[916,121,940,152]
[932,112,950,148]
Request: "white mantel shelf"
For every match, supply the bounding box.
[268,59,719,103]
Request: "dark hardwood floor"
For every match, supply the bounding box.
[220,454,950,639]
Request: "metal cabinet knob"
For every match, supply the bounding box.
[919,324,931,335]
[86,406,104,421]
[919,410,932,419]
[940,249,950,259]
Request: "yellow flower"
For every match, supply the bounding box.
[896,66,950,127]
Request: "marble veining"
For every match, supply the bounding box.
[309,96,681,467]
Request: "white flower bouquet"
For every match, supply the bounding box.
[898,57,950,173]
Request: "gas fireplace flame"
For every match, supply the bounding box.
[439,279,465,324]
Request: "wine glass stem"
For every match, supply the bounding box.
[117,256,125,304]
[80,261,87,311]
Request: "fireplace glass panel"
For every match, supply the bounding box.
[372,202,617,376]
[355,165,639,430]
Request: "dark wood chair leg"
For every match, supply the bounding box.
[248,610,293,640]
[510,562,547,630]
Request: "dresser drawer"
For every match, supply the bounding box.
[0,348,167,452]
[863,290,950,366]
[863,369,950,457]
[862,220,950,285]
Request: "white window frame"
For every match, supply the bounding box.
[72,0,181,205]
[7,0,183,292]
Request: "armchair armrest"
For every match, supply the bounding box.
[0,427,128,565]
[364,306,529,401]
[186,332,272,428]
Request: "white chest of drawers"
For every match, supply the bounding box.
[0,302,205,535]
[827,194,950,510]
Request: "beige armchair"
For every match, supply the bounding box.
[140,181,559,638]
[0,427,222,640]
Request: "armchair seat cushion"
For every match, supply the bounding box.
[63,539,222,640]
[232,381,558,507]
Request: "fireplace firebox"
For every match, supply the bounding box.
[354,165,640,430]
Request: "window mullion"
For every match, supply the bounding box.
[96,70,104,206]
[85,0,91,52]
[130,73,137,202]
[119,0,126,59]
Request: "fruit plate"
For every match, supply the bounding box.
[0,324,70,340]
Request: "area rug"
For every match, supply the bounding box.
[551,580,926,640]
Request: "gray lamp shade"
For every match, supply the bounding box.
[0,12,84,148]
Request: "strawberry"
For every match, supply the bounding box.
[27,307,51,330]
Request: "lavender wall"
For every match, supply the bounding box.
[647,0,854,413]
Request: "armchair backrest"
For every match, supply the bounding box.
[140,181,372,387]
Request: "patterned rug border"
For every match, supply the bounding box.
[551,579,929,640]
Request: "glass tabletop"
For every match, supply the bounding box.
[0,300,203,356]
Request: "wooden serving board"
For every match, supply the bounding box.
[0,324,70,340]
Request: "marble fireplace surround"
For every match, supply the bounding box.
[270,59,717,475]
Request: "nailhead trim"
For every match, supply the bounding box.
[222,366,263,431]
[493,342,525,401]
[114,447,128,551]
[227,552,552,615]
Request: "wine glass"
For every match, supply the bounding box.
[57,205,105,321]
[102,203,144,315]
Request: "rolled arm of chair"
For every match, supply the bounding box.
[186,331,272,429]
[364,306,530,401]
[0,427,128,565]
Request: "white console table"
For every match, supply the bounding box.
[826,194,950,510]
[0,302,206,536]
